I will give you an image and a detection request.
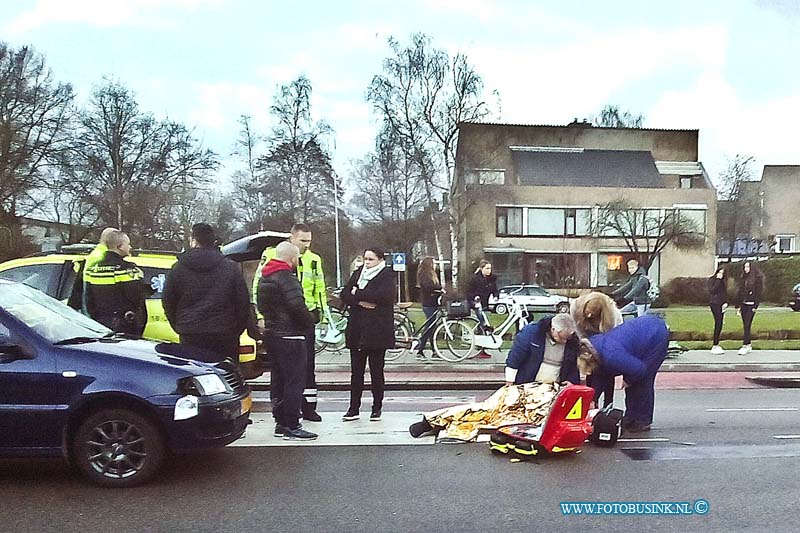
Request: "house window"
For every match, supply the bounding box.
[776,235,795,253]
[525,253,590,288]
[467,169,505,185]
[527,208,564,236]
[496,207,523,236]
[678,209,706,234]
[680,177,693,189]
[565,209,592,236]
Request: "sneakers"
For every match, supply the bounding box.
[302,411,323,422]
[342,410,360,422]
[283,426,318,440]
[474,350,492,359]
[710,345,724,355]
[370,410,382,421]
[738,344,752,355]
[274,424,287,437]
[409,417,434,438]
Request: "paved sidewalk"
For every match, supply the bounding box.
[247,348,800,391]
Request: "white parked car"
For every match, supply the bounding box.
[489,285,570,315]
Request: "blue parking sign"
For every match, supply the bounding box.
[392,252,406,272]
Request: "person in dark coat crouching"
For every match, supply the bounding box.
[504,314,581,386]
[257,242,317,440]
[341,246,396,422]
[162,223,251,363]
[578,315,670,433]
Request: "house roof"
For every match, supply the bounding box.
[512,148,665,188]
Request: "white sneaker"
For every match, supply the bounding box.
[711,345,724,355]
[738,345,748,356]
[745,344,753,354]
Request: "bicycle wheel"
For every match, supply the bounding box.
[433,320,475,362]
[386,320,412,361]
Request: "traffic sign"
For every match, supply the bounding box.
[392,252,406,272]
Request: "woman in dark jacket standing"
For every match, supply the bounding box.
[341,246,396,422]
[416,257,444,361]
[468,260,499,332]
[735,261,764,355]
[707,267,728,355]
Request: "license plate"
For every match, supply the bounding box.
[241,394,252,414]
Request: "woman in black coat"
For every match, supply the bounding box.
[467,260,499,332]
[735,261,764,355]
[340,246,396,422]
[707,267,728,355]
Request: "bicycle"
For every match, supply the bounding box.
[390,297,479,362]
[471,295,529,352]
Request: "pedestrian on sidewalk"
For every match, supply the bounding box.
[468,260,498,332]
[735,261,764,356]
[570,291,623,407]
[341,246,396,422]
[162,223,251,363]
[707,267,729,355]
[415,256,444,361]
[577,315,670,433]
[257,242,317,440]
[504,314,580,386]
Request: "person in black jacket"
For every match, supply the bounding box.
[341,246,396,422]
[257,241,317,440]
[415,256,444,361]
[162,223,251,363]
[84,230,150,335]
[735,261,765,355]
[707,267,728,355]
[467,260,498,333]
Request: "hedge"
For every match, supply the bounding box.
[664,257,800,305]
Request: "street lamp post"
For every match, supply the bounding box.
[333,172,342,287]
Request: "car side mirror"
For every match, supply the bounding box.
[0,343,32,363]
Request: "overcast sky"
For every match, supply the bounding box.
[3,0,798,189]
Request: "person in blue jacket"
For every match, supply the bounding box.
[577,315,670,433]
[504,314,580,386]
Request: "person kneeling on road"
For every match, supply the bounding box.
[504,314,581,387]
[258,242,318,441]
[577,314,670,433]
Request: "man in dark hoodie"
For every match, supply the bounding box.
[162,223,251,363]
[258,241,317,440]
[612,259,651,317]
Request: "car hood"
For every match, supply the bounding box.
[60,338,218,375]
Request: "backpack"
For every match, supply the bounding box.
[644,276,660,302]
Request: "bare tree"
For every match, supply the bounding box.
[591,198,706,272]
[368,33,490,287]
[70,80,218,245]
[251,75,338,225]
[592,105,644,128]
[715,155,760,260]
[0,43,74,252]
[230,115,266,231]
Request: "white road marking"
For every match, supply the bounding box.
[772,435,800,440]
[706,408,798,412]
[618,438,670,443]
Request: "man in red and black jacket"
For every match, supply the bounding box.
[257,242,317,441]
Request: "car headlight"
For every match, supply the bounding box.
[179,374,229,396]
[174,395,199,420]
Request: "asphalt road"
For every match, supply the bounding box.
[3,389,800,532]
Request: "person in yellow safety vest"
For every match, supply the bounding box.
[76,227,119,314]
[84,230,149,335]
[252,223,327,422]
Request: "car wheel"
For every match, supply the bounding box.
[72,408,165,488]
[556,302,570,314]
[495,303,508,315]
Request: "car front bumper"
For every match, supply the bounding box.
[150,389,252,452]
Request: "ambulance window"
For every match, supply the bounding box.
[139,267,168,299]
[0,264,61,296]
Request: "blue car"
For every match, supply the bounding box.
[0,280,252,487]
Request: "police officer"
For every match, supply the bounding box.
[84,230,149,335]
[253,223,327,422]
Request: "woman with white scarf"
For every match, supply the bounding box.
[340,246,396,422]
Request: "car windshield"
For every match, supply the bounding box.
[0,282,111,343]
